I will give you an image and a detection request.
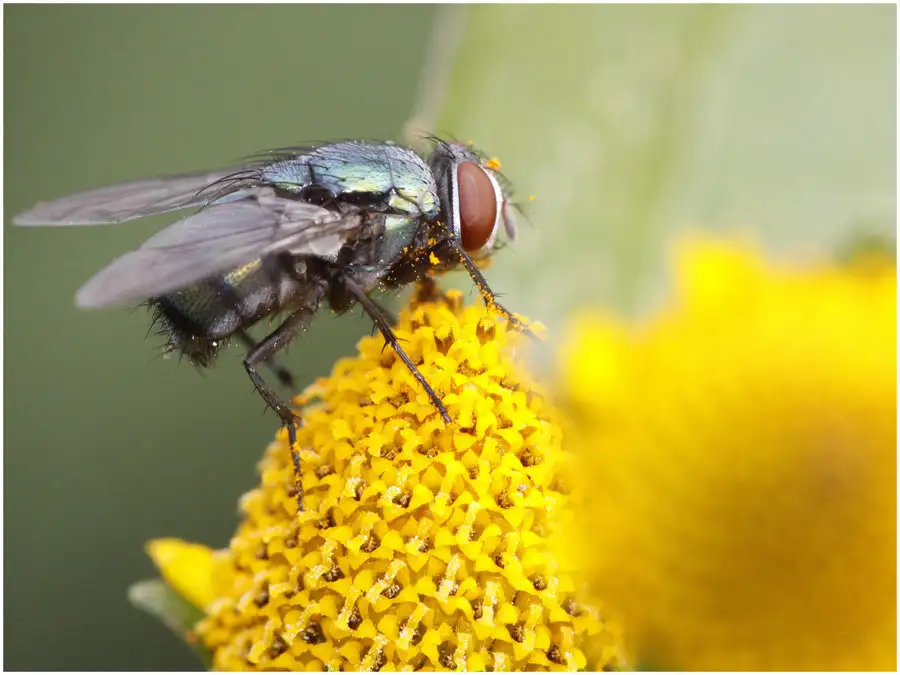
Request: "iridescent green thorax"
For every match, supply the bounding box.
[261,141,439,219]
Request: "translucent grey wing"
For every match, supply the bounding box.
[75,194,359,308]
[12,169,254,226]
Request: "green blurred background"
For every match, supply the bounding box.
[5,4,894,671]
[5,6,437,670]
[429,4,895,331]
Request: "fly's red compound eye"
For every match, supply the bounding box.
[457,161,498,252]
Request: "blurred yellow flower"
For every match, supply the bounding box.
[149,291,623,671]
[561,238,896,670]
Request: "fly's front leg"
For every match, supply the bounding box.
[244,310,310,512]
[445,240,537,339]
[342,275,452,424]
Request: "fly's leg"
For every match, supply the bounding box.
[375,296,399,327]
[244,311,310,512]
[211,276,298,390]
[361,294,398,331]
[342,276,452,424]
[448,241,537,339]
[237,329,296,390]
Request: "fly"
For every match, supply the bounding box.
[13,138,530,509]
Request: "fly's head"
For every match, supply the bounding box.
[427,139,518,261]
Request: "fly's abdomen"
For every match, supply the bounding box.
[150,258,306,366]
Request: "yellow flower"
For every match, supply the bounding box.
[149,290,623,671]
[561,239,896,670]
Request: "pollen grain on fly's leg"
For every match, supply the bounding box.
[149,290,622,671]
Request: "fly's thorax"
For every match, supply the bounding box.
[149,257,323,366]
[334,212,423,292]
[372,214,422,267]
[258,141,445,278]
[261,141,440,220]
[388,189,437,218]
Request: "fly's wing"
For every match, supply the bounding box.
[74,192,360,308]
[12,168,255,226]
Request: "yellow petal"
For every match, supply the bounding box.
[146,538,217,611]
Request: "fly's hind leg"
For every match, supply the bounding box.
[342,276,452,424]
[243,310,310,512]
[211,274,299,393]
[237,329,296,391]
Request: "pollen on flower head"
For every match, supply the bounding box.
[191,290,621,671]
